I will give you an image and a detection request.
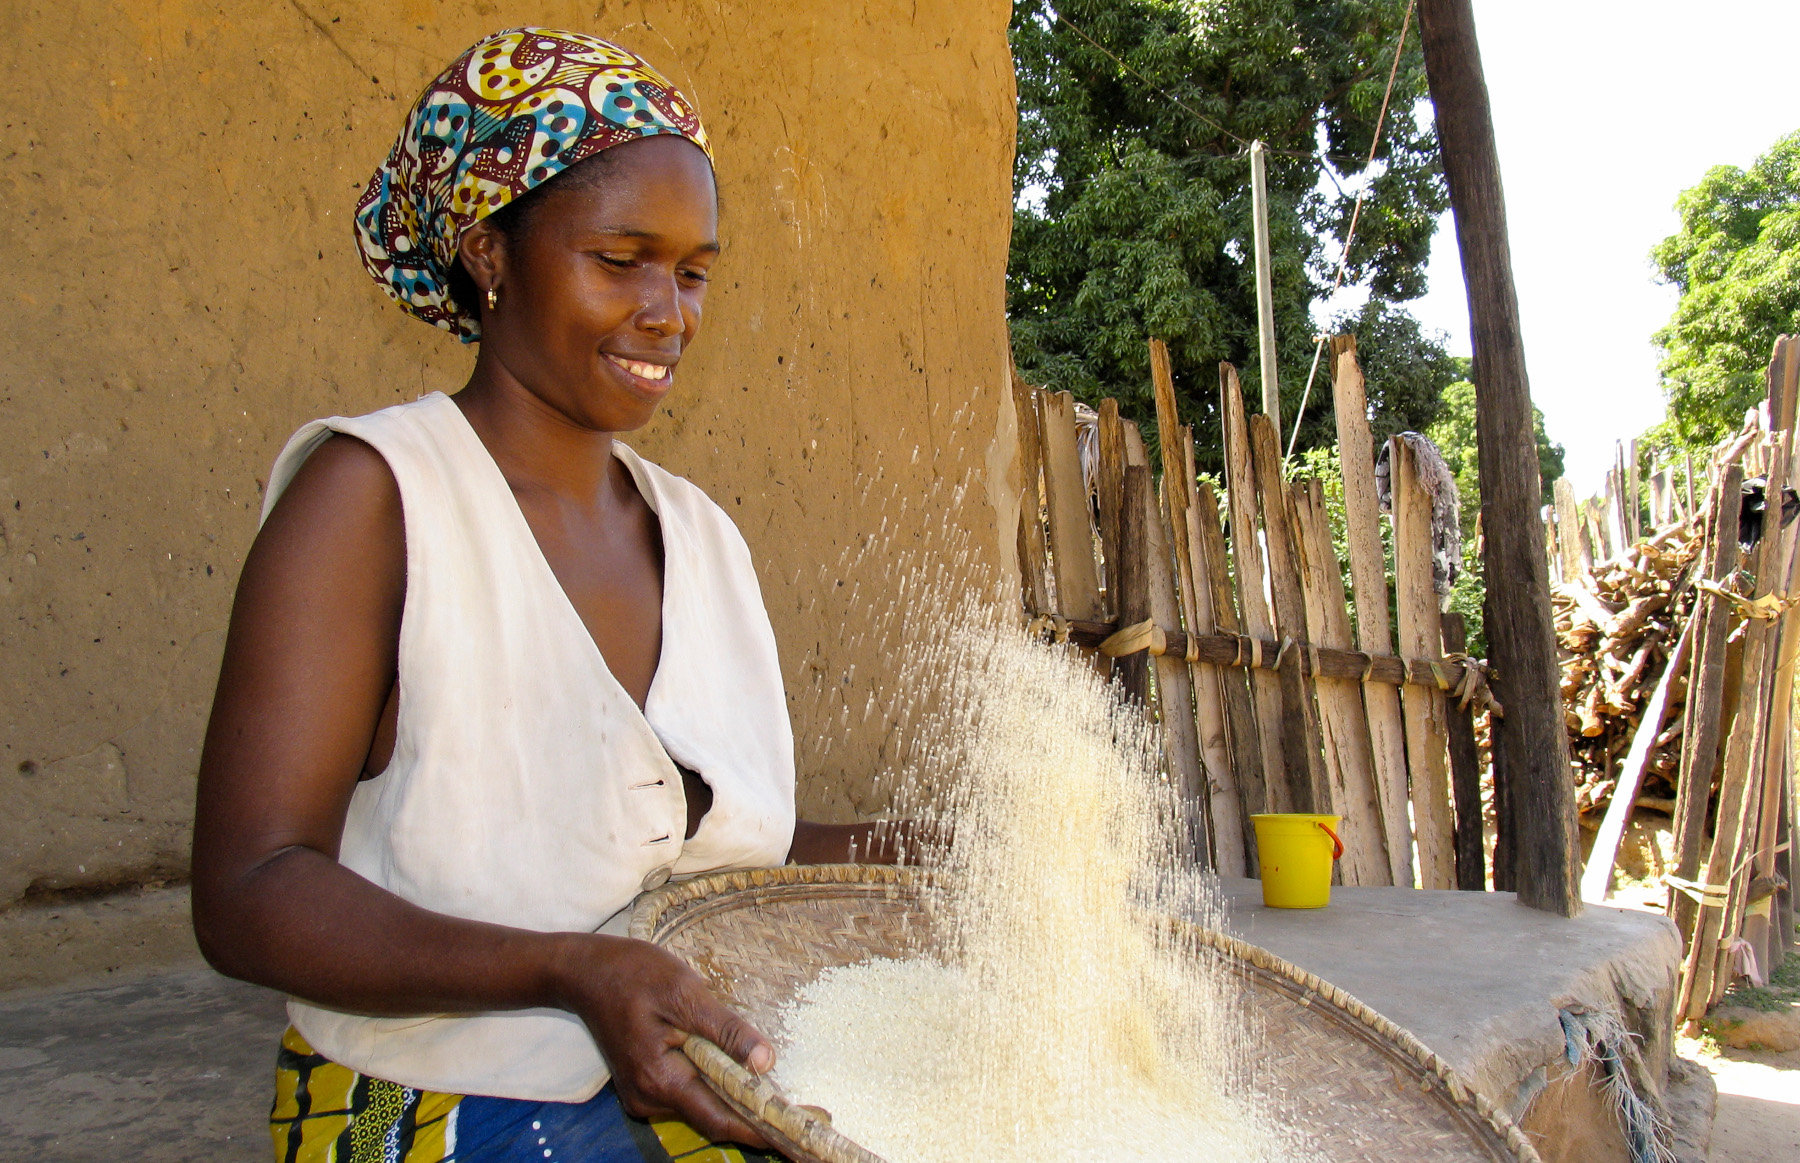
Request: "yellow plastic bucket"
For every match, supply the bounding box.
[1251,814,1344,909]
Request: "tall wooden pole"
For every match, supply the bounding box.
[1250,141,1281,427]
[1417,0,1580,915]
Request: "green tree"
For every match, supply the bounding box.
[1008,0,1450,468]
[1650,129,1800,451]
[1427,375,1564,656]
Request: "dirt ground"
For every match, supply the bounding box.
[1604,879,1798,1161]
[1681,1036,1800,1162]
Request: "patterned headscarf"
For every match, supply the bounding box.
[354,28,713,341]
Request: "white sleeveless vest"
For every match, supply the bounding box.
[260,392,797,1100]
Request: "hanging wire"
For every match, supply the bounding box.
[1285,0,1418,461]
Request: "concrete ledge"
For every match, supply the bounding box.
[0,884,203,992]
[1218,878,1684,1159]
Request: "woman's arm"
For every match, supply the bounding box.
[190,436,770,1147]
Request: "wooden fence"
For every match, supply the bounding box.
[1568,336,1799,1025]
[1015,330,1798,1018]
[1012,337,1496,888]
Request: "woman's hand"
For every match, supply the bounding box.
[550,935,776,1148]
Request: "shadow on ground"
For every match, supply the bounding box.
[0,964,285,1161]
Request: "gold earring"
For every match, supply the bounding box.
[486,286,499,310]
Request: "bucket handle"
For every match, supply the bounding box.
[1317,821,1344,861]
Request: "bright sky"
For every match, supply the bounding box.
[1405,0,1800,494]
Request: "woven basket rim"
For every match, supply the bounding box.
[631,864,1543,1163]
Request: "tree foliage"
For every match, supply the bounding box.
[1426,374,1566,537]
[1650,129,1800,450]
[1427,374,1564,657]
[1008,0,1450,468]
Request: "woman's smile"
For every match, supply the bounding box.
[603,353,675,388]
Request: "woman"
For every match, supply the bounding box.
[191,29,899,1162]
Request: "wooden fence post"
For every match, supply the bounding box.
[1419,0,1583,914]
[1669,460,1747,949]
[1553,477,1586,581]
[1292,479,1391,884]
[1391,436,1458,889]
[1251,414,1331,815]
[1440,611,1487,890]
[1737,337,1800,978]
[1123,424,1212,865]
[1330,338,1414,884]
[1193,479,1267,866]
[1039,390,1104,625]
[1221,364,1292,811]
[1010,370,1050,617]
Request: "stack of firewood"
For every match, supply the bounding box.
[1554,528,1701,817]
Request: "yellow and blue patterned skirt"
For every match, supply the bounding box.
[271,1027,785,1163]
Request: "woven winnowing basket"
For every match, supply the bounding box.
[630,865,1542,1163]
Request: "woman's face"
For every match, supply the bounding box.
[469,134,719,434]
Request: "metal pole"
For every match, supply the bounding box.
[1250,141,1280,428]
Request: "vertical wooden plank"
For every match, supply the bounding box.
[1419,0,1584,914]
[1684,451,1697,520]
[1689,376,1793,1014]
[1010,370,1051,617]
[1440,611,1487,891]
[1391,436,1458,889]
[1184,495,1248,877]
[1627,438,1642,543]
[1669,462,1746,945]
[1039,390,1105,622]
[1291,478,1390,884]
[1148,340,1197,627]
[1329,337,1414,885]
[1649,468,1671,530]
[1195,479,1267,864]
[1606,454,1628,557]
[1773,769,1795,966]
[1553,476,1585,580]
[1220,363,1291,812]
[1124,427,1211,865]
[1113,463,1151,706]
[1095,398,1127,617]
[1586,497,1613,567]
[1249,142,1281,428]
[1745,337,1800,968]
[1250,413,1328,815]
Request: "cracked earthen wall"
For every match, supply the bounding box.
[0,0,1019,909]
